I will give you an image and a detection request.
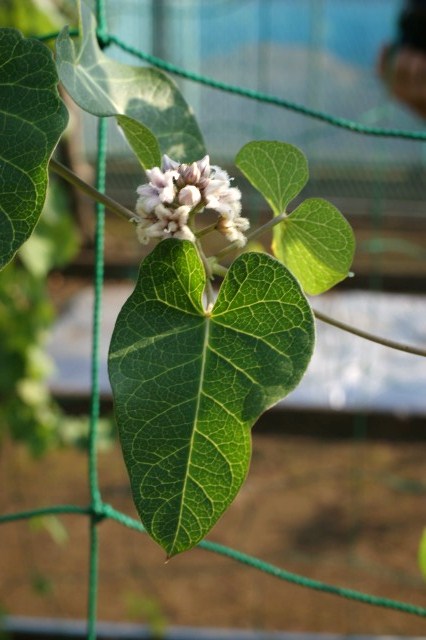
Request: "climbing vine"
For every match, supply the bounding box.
[14,0,426,561]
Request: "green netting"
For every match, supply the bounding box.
[1,2,426,638]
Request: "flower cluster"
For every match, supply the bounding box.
[135,155,249,247]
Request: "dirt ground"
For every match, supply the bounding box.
[1,428,426,636]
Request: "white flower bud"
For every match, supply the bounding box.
[178,185,202,208]
[197,155,210,178]
[166,221,178,233]
[174,205,191,225]
[217,214,249,247]
[145,166,164,185]
[179,162,201,185]
[147,220,167,239]
[161,154,180,171]
[154,203,173,222]
[135,220,151,244]
[174,225,196,242]
[135,154,244,246]
[209,165,230,183]
[235,215,250,232]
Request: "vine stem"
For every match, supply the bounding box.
[49,158,137,222]
[313,308,426,357]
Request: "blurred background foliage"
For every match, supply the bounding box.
[0,182,80,454]
[0,0,75,38]
[0,0,87,455]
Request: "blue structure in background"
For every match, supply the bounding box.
[197,0,399,69]
[97,0,424,205]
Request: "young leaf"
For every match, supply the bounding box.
[116,115,161,170]
[109,239,314,557]
[236,141,308,215]
[56,0,205,162]
[0,29,68,270]
[235,141,354,294]
[273,198,355,295]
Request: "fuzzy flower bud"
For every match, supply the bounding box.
[136,166,178,214]
[134,154,248,247]
[178,185,202,208]
[161,154,180,171]
[217,214,250,247]
[180,162,201,185]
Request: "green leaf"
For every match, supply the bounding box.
[273,198,355,295]
[116,115,161,170]
[236,141,308,215]
[0,0,70,38]
[0,29,68,270]
[109,239,314,557]
[30,515,69,546]
[56,0,205,162]
[235,141,354,294]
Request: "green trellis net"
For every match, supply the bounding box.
[1,0,426,637]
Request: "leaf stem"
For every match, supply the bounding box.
[196,240,215,308]
[49,158,137,223]
[195,222,218,239]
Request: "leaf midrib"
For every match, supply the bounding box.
[168,315,211,556]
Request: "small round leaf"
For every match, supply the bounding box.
[273,198,355,295]
[236,141,308,215]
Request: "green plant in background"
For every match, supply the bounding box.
[418,528,426,581]
[30,571,54,597]
[0,0,74,40]
[0,182,81,454]
[124,592,167,639]
[0,605,10,640]
[0,0,81,455]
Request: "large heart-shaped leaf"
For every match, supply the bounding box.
[108,239,314,557]
[0,29,68,270]
[56,0,205,162]
[236,141,308,215]
[274,198,355,295]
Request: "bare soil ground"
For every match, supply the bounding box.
[1,429,426,636]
